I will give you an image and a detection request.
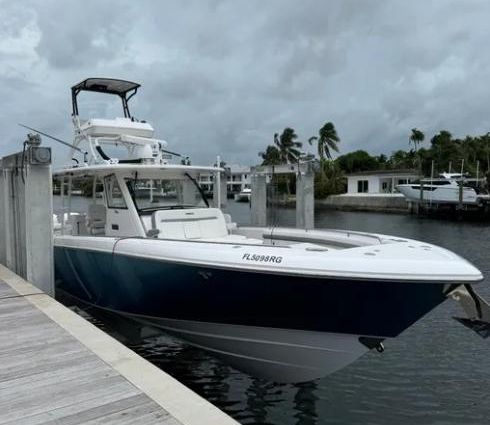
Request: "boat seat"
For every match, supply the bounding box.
[86,204,106,236]
[69,213,88,236]
[151,208,229,240]
[80,117,154,138]
[223,213,238,231]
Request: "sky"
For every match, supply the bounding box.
[1,0,490,167]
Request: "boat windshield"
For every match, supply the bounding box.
[126,176,208,211]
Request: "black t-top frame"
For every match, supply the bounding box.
[71,78,141,118]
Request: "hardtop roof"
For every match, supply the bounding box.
[71,78,140,96]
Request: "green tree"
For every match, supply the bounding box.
[430,130,459,172]
[390,149,417,169]
[336,150,379,173]
[274,128,302,163]
[308,122,340,160]
[258,145,281,165]
[314,159,345,198]
[409,128,425,151]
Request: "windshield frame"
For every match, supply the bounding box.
[125,173,209,213]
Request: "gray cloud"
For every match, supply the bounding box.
[1,0,490,166]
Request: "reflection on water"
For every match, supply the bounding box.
[58,199,490,424]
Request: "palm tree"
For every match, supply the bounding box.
[409,128,425,151]
[308,122,340,160]
[258,145,281,165]
[273,128,302,163]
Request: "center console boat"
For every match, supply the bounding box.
[53,78,487,382]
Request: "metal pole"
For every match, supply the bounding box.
[430,160,434,206]
[67,174,72,224]
[476,160,480,185]
[92,175,97,204]
[458,178,463,212]
[216,155,221,209]
[60,176,65,234]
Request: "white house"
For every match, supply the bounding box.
[198,164,251,195]
[346,170,420,195]
[227,164,251,193]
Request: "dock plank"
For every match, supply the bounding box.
[0,271,237,425]
[0,281,179,425]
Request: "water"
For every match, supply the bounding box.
[57,198,490,424]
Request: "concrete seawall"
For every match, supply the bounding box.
[316,194,409,214]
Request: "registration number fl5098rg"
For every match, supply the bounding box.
[242,253,283,263]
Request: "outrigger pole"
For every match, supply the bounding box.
[18,124,189,164]
[18,124,88,161]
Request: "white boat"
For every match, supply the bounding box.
[52,78,487,383]
[397,173,490,205]
[234,187,251,202]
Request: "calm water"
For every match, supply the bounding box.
[57,198,490,425]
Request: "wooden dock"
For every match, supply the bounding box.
[0,265,238,425]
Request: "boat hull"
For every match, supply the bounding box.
[54,245,449,381]
[234,194,251,202]
[397,184,480,204]
[118,315,370,382]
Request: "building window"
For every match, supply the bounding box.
[357,180,368,193]
[382,182,389,192]
[398,179,408,185]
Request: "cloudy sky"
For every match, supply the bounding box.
[1,0,490,166]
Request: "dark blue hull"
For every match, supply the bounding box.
[54,246,449,338]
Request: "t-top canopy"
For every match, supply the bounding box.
[71,78,141,117]
[72,78,140,96]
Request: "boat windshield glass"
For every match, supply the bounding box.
[126,176,208,211]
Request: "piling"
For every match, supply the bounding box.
[295,163,314,229]
[251,173,267,226]
[0,137,53,295]
[251,161,316,229]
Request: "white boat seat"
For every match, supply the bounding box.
[69,213,88,236]
[223,213,238,231]
[80,117,154,138]
[151,208,229,240]
[87,204,106,236]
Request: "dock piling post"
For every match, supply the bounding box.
[251,173,267,226]
[419,181,424,215]
[212,170,227,208]
[0,138,53,296]
[296,163,314,229]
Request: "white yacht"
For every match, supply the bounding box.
[234,187,251,202]
[53,78,487,382]
[397,173,489,205]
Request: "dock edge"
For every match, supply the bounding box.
[0,264,239,425]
